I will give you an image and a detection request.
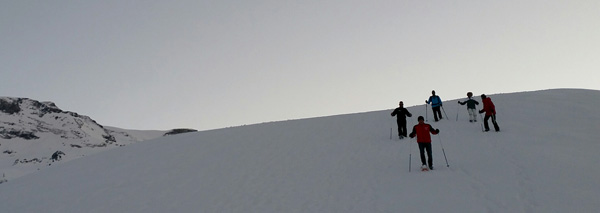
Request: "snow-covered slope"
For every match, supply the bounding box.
[0,97,192,181]
[0,89,599,212]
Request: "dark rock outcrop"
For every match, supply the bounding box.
[0,129,39,140]
[0,99,21,114]
[164,128,198,136]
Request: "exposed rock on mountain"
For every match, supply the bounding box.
[0,97,194,182]
[164,128,198,136]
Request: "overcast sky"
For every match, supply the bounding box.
[2,0,599,130]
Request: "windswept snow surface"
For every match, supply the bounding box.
[1,89,599,212]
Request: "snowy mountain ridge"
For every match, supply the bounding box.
[0,89,599,212]
[0,97,195,181]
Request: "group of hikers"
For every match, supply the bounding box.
[390,90,500,171]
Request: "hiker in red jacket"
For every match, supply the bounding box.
[479,94,500,132]
[409,116,439,170]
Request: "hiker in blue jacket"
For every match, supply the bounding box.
[426,90,443,122]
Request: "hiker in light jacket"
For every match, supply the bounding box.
[458,92,479,122]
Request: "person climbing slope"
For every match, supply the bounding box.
[479,94,500,132]
[458,92,480,122]
[391,101,412,139]
[409,116,440,171]
[426,90,443,121]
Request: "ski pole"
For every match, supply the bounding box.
[408,119,415,172]
[409,139,412,172]
[441,106,449,120]
[479,112,485,132]
[437,134,450,167]
[425,104,429,122]
[456,105,460,121]
[390,117,393,140]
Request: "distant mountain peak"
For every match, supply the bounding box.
[0,96,196,181]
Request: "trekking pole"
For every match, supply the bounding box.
[409,139,413,172]
[437,134,450,167]
[425,104,429,122]
[408,119,414,172]
[390,117,393,140]
[479,112,485,132]
[456,105,460,121]
[441,106,449,120]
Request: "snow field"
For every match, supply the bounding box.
[1,89,599,212]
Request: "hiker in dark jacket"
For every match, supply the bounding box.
[479,94,500,132]
[391,101,412,139]
[426,90,443,121]
[458,92,480,122]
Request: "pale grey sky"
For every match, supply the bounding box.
[2,0,599,130]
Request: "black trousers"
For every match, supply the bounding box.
[418,143,433,167]
[483,114,500,131]
[432,106,442,121]
[397,120,407,137]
